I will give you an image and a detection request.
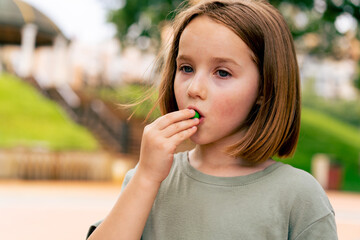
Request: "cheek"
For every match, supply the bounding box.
[174,78,184,108]
[212,91,257,122]
[212,97,236,116]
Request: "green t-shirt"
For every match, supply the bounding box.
[88,151,338,240]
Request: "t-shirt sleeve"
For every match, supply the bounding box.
[293,212,338,240]
[120,168,136,192]
[284,166,338,239]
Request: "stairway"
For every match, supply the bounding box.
[25,76,143,157]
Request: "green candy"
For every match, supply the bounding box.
[191,110,200,119]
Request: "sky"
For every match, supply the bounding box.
[21,0,357,44]
[22,0,118,44]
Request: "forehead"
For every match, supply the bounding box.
[177,15,254,63]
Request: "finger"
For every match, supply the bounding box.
[163,118,199,138]
[169,125,198,146]
[170,126,198,146]
[156,109,196,130]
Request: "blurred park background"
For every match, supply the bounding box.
[0,0,360,239]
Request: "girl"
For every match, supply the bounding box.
[88,0,338,239]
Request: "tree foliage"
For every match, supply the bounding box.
[270,0,360,57]
[107,0,186,49]
[107,0,360,56]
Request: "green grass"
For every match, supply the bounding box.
[281,107,360,191]
[0,73,99,151]
[302,92,360,128]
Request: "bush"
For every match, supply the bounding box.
[281,107,360,191]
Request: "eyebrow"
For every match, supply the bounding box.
[176,55,192,63]
[176,55,242,67]
[211,57,242,67]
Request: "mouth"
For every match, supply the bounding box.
[187,106,204,121]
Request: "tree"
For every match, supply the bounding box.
[107,0,186,49]
[270,0,360,57]
[107,0,360,55]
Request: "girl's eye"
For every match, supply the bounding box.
[180,66,193,73]
[217,70,231,78]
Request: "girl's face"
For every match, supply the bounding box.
[174,15,260,146]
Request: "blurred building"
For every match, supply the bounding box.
[0,0,157,89]
[0,0,62,45]
[299,55,358,100]
[0,0,66,79]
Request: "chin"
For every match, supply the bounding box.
[190,134,213,146]
[190,134,202,145]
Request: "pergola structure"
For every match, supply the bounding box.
[0,0,68,77]
[0,0,64,46]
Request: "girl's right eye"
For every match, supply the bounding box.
[179,65,193,73]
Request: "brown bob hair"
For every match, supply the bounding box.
[156,0,301,164]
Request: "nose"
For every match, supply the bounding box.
[187,72,207,100]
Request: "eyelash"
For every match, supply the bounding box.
[216,69,231,78]
[178,65,232,79]
[179,65,193,73]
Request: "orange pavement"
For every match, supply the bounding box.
[0,181,358,240]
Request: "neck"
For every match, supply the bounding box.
[189,144,275,177]
[191,128,246,167]
[190,144,242,169]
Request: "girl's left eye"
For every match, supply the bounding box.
[216,70,231,78]
[179,65,193,73]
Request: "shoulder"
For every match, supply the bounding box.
[276,163,333,209]
[262,163,333,212]
[275,163,328,195]
[276,164,337,239]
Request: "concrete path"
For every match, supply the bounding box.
[327,191,360,240]
[0,181,358,240]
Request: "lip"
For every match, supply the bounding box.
[187,106,205,123]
